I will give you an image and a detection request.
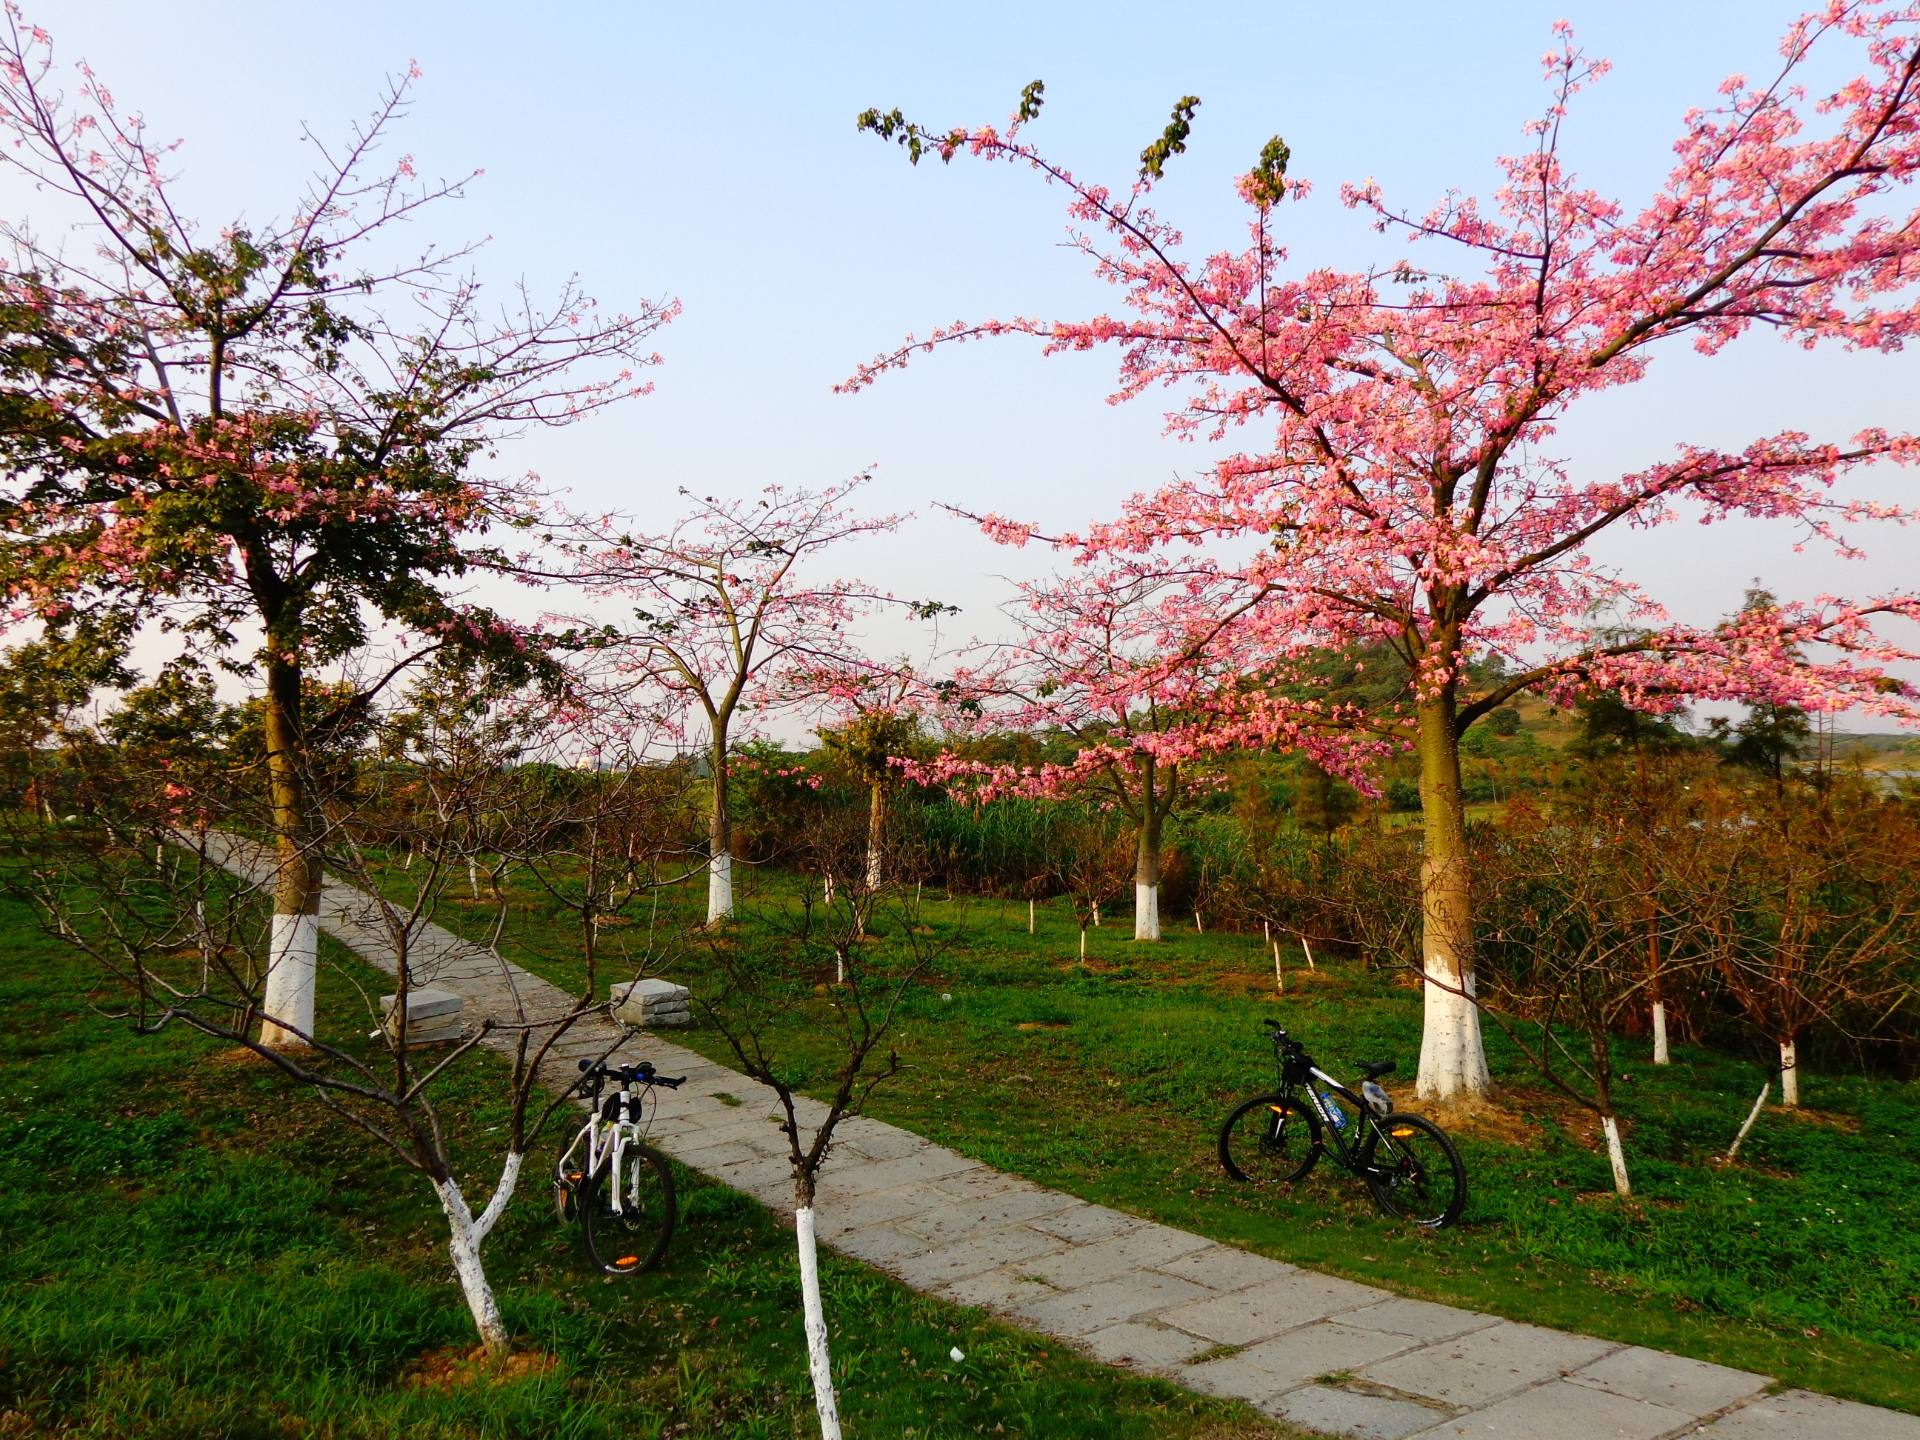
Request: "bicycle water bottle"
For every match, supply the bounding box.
[1361,1080,1393,1116]
[1319,1091,1347,1130]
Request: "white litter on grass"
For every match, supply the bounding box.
[940,993,953,1003]
[949,1347,966,1363]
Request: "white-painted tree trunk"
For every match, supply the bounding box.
[1272,940,1283,994]
[794,1206,843,1440]
[1779,1039,1799,1107]
[707,850,733,924]
[1079,928,1086,961]
[823,870,835,906]
[865,846,882,890]
[433,1150,522,1358]
[1028,899,1034,934]
[467,855,480,899]
[1651,1002,1670,1065]
[1600,1115,1632,1197]
[260,911,319,1050]
[1134,882,1160,941]
[1299,933,1316,970]
[1726,1083,1770,1162]
[1414,971,1491,1103]
[1194,911,1204,934]
[1092,903,1100,927]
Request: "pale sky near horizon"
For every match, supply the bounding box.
[25,0,1920,735]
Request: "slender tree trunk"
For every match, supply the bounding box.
[1779,1035,1800,1107]
[865,781,885,889]
[259,657,321,1050]
[1652,1002,1670,1066]
[433,1152,522,1359]
[707,735,733,924]
[1413,691,1491,1102]
[792,1175,842,1440]
[1600,1115,1632,1197]
[1133,809,1162,941]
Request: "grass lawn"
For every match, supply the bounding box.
[0,889,1301,1440]
[392,859,1920,1415]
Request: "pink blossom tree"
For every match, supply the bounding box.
[918,561,1381,941]
[560,479,906,923]
[0,14,674,1049]
[809,657,929,890]
[852,4,1920,1100]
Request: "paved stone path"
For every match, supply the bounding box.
[207,837,1919,1440]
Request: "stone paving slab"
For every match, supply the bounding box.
[1355,1320,1619,1408]
[1406,1377,1689,1440]
[1265,1384,1453,1440]
[202,835,1920,1440]
[1689,1389,1920,1439]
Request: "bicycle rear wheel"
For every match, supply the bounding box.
[1362,1113,1467,1229]
[1219,1093,1320,1185]
[581,1140,676,1275]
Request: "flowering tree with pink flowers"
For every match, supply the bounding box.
[0,13,674,1050]
[854,3,1920,1099]
[560,479,906,923]
[919,561,1383,940]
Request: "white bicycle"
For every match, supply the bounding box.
[553,1058,682,1274]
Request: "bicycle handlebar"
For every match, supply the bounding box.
[576,1057,685,1089]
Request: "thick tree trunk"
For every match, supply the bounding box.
[793,1174,842,1440]
[1413,694,1491,1102]
[865,781,885,889]
[1779,1036,1800,1107]
[259,658,322,1051]
[707,738,733,924]
[1133,811,1162,941]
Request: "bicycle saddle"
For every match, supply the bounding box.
[1356,1060,1396,1081]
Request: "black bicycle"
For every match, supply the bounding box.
[554,1058,683,1274]
[1218,1020,1467,1229]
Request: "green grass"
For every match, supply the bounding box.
[392,861,1920,1414]
[0,889,1300,1440]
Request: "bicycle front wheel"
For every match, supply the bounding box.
[581,1141,676,1275]
[1219,1093,1320,1185]
[1363,1113,1467,1229]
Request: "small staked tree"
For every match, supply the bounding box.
[0,15,673,1049]
[850,4,1920,1100]
[560,479,906,925]
[696,824,950,1440]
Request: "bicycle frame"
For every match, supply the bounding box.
[557,1080,655,1217]
[1270,1039,1388,1175]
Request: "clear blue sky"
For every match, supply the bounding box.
[37,0,1920,726]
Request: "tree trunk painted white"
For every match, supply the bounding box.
[260,911,319,1050]
[1299,933,1316,970]
[707,850,733,924]
[1414,692,1492,1102]
[1028,899,1034,934]
[1414,976,1489,1103]
[1779,1038,1799,1107]
[1194,911,1203,934]
[467,855,480,899]
[1079,928,1086,961]
[794,1206,843,1440]
[823,870,834,906]
[434,1151,522,1359]
[1726,1083,1770,1162]
[1652,1001,1670,1065]
[1600,1115,1632,1197]
[1272,940,1284,995]
[1093,903,1100,927]
[1133,882,1160,941]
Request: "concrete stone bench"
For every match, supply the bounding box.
[380,986,464,1046]
[613,977,692,1028]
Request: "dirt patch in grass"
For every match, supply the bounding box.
[1778,1106,1862,1134]
[401,1346,559,1390]
[1016,1020,1071,1032]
